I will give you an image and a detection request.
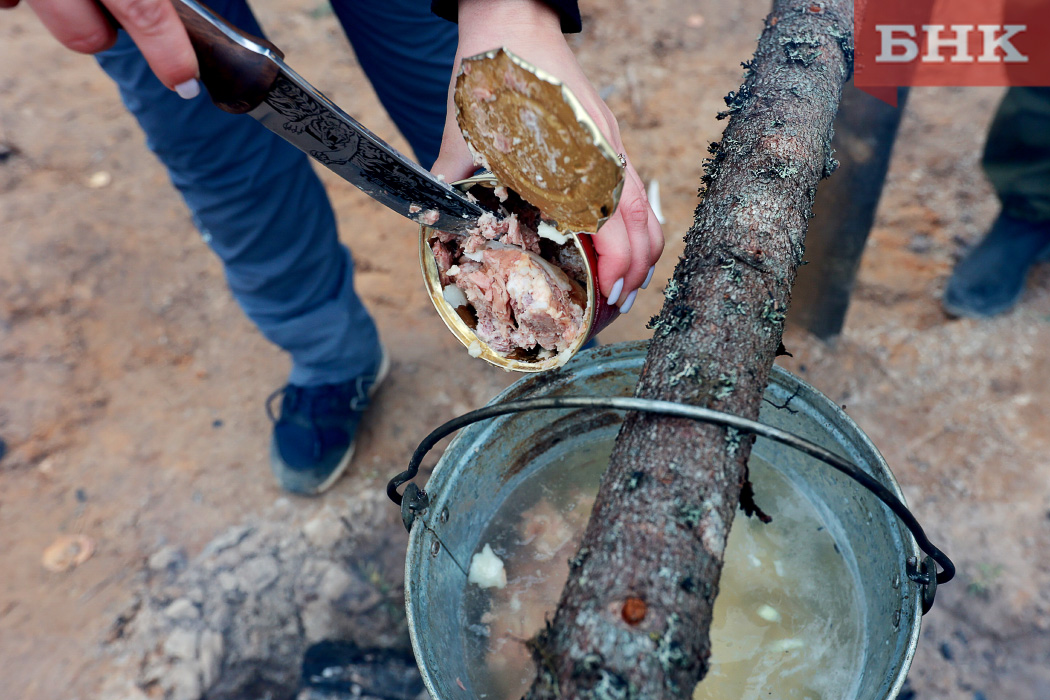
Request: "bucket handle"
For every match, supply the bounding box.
[386,395,954,614]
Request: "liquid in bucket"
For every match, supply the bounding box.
[461,439,867,700]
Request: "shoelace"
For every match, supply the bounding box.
[265,373,377,424]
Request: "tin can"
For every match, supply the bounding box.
[418,174,620,372]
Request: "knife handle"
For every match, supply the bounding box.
[170,0,285,114]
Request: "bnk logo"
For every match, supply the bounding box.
[875,25,1027,64]
[855,0,1049,105]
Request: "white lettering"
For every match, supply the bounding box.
[876,25,919,63]
[921,24,975,63]
[977,24,1028,63]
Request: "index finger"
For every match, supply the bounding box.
[26,0,118,53]
[105,0,198,90]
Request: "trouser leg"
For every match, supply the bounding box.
[95,0,379,387]
[983,87,1050,223]
[329,0,459,169]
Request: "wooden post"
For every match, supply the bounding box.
[525,1,855,697]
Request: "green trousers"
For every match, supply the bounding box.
[984,87,1050,223]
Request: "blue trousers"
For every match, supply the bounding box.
[97,0,457,386]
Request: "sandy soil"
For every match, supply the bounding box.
[2,0,1049,698]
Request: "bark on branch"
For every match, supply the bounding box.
[525,1,855,697]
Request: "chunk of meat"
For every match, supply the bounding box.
[449,246,585,354]
[428,186,588,357]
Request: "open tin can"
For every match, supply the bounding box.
[417,48,627,372]
[418,175,620,372]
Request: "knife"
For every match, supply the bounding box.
[169,0,490,234]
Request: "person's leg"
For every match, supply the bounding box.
[984,87,1050,223]
[96,0,385,493]
[95,0,380,387]
[943,87,1050,318]
[328,0,459,169]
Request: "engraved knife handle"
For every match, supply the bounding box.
[171,0,285,114]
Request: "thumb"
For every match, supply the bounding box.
[430,126,477,183]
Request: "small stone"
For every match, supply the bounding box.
[303,508,345,550]
[201,525,253,557]
[217,571,240,592]
[148,546,187,574]
[87,171,113,188]
[41,534,95,572]
[166,665,202,700]
[37,456,55,477]
[198,630,224,688]
[164,598,199,622]
[236,555,280,593]
[163,628,199,660]
[317,565,359,603]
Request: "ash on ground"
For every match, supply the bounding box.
[98,489,426,700]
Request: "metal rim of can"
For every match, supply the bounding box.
[418,173,619,372]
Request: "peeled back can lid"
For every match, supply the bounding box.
[454,47,624,234]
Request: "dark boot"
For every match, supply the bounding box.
[943,213,1050,318]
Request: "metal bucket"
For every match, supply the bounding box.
[404,340,924,699]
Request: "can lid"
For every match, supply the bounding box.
[454,48,624,234]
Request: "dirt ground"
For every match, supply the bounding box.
[2,0,1049,698]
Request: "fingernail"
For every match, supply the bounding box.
[641,265,656,289]
[607,277,624,306]
[174,79,200,100]
[619,289,638,314]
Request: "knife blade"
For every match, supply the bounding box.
[171,0,490,234]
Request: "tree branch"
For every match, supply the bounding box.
[525,1,854,697]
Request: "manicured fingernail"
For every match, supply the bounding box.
[619,289,639,314]
[607,277,624,306]
[642,265,655,289]
[175,79,200,100]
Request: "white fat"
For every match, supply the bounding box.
[493,186,509,202]
[769,638,805,653]
[442,284,469,308]
[537,221,572,245]
[756,604,781,623]
[468,340,483,358]
[468,544,507,589]
[463,250,485,262]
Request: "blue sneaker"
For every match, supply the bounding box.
[267,348,390,495]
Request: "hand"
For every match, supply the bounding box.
[7,0,199,95]
[430,0,664,311]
